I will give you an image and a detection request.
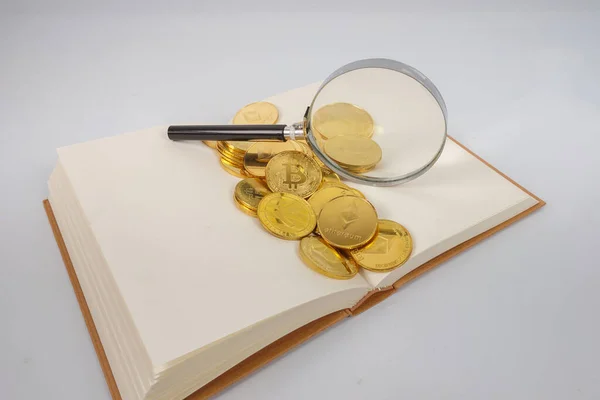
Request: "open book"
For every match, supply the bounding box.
[46,83,543,400]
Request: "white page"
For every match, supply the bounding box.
[353,139,538,288]
[260,82,537,288]
[56,83,371,370]
[56,82,537,373]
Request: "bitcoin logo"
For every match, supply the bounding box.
[243,187,263,199]
[283,163,307,190]
[265,151,322,198]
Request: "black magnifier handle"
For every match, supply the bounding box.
[167,124,287,141]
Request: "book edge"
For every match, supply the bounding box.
[44,199,124,400]
[43,135,546,399]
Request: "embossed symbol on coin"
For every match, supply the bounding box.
[242,110,261,122]
[273,199,301,229]
[307,246,347,273]
[368,236,390,254]
[340,202,359,230]
[283,163,307,190]
[243,187,263,199]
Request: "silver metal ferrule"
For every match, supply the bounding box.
[283,123,305,141]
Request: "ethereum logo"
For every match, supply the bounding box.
[340,202,359,230]
[243,110,261,122]
[369,236,391,254]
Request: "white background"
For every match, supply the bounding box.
[1,2,600,399]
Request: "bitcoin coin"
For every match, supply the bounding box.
[312,102,374,140]
[257,192,316,240]
[244,142,300,178]
[323,136,382,170]
[234,178,271,211]
[308,185,364,219]
[318,196,378,249]
[265,151,322,198]
[233,102,279,125]
[234,195,258,217]
[299,236,358,279]
[321,169,341,185]
[220,157,248,178]
[349,219,413,272]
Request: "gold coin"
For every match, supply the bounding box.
[291,140,312,155]
[312,102,374,140]
[343,164,377,174]
[203,140,217,149]
[257,192,316,240]
[233,101,279,125]
[219,140,253,154]
[318,196,378,249]
[323,136,382,169]
[308,185,364,218]
[234,195,258,217]
[220,157,248,178]
[299,236,358,279]
[319,181,365,198]
[218,151,244,168]
[265,151,322,198]
[321,169,341,185]
[234,178,271,210]
[349,219,413,272]
[243,142,300,178]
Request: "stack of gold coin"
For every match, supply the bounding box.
[233,178,271,217]
[311,102,383,175]
[323,136,382,173]
[216,102,413,280]
[217,141,249,169]
[215,101,280,178]
[312,102,374,140]
[217,145,249,178]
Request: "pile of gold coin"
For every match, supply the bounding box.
[312,102,383,175]
[206,101,413,280]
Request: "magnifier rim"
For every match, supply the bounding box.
[305,58,448,187]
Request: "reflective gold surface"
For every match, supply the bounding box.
[265,151,322,198]
[203,140,217,149]
[233,101,279,125]
[244,142,300,178]
[312,102,374,140]
[233,195,258,217]
[318,196,378,249]
[308,186,363,219]
[323,136,382,170]
[319,181,365,198]
[257,192,316,240]
[234,178,271,210]
[349,219,413,272]
[220,157,249,178]
[299,236,358,279]
[321,169,341,185]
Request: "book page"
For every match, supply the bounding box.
[56,84,372,370]
[353,139,538,288]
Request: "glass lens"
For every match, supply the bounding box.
[306,65,446,185]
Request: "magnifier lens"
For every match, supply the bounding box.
[306,63,447,185]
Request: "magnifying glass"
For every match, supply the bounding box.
[167,58,447,186]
